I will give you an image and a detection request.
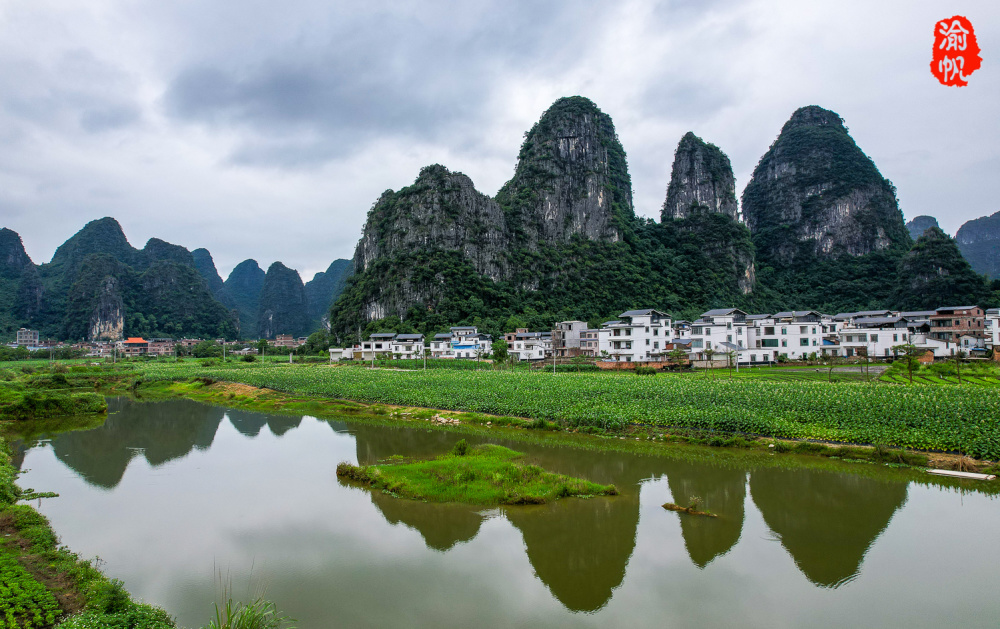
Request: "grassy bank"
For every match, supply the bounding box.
[0,380,107,422]
[109,360,1000,460]
[338,440,618,505]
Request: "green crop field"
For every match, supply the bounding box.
[123,361,1000,460]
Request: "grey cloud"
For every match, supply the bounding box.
[162,0,610,166]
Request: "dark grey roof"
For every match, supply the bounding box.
[619,308,669,317]
[602,320,622,326]
[450,326,477,331]
[833,313,855,320]
[719,341,744,351]
[987,308,1000,315]
[433,333,452,339]
[394,334,424,341]
[746,314,771,320]
[854,316,904,325]
[369,332,396,339]
[701,308,745,317]
[935,306,980,312]
[773,310,821,318]
[672,339,692,346]
[901,310,936,317]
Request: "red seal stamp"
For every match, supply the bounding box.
[931,16,981,86]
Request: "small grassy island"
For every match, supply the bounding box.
[337,441,618,505]
[0,373,107,422]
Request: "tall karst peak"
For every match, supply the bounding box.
[353,164,508,281]
[257,261,309,339]
[742,104,909,266]
[0,228,33,278]
[49,217,135,270]
[662,132,739,221]
[141,237,195,268]
[497,95,633,243]
[192,248,227,298]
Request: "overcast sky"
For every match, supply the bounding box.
[1,1,996,281]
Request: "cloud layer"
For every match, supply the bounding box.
[1,0,997,281]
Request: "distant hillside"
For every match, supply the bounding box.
[956,211,1000,279]
[905,216,940,241]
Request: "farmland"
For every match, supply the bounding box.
[113,360,1000,460]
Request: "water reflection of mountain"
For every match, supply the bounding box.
[227,409,302,437]
[662,462,746,568]
[51,399,224,488]
[750,468,908,588]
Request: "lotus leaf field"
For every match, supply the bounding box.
[130,362,1000,460]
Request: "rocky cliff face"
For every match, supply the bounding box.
[256,262,309,339]
[0,228,44,336]
[0,228,34,278]
[662,132,739,221]
[742,106,910,264]
[496,96,633,245]
[353,166,510,281]
[905,216,940,241]
[661,133,754,294]
[956,211,1000,278]
[339,97,639,328]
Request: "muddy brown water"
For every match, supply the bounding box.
[13,398,1000,628]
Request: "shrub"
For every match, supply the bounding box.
[241,354,257,363]
[634,366,657,375]
[451,439,469,456]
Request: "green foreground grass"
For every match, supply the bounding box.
[337,441,618,505]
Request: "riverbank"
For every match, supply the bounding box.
[70,363,996,478]
[0,437,176,628]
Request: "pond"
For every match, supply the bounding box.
[12,398,1000,628]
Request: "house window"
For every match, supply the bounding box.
[653,341,659,349]
[727,322,732,330]
[765,327,775,336]
[751,354,757,362]
[871,334,879,343]
[781,339,787,347]
[646,339,650,346]
[645,326,650,332]
[727,335,733,342]
[781,327,787,335]
[800,338,809,347]
[812,327,817,334]
[737,327,743,335]
[893,334,898,342]
[800,326,808,334]
[626,329,632,336]
[653,329,659,336]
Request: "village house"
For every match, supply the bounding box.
[146,338,176,357]
[357,332,395,360]
[508,330,551,361]
[753,311,827,361]
[430,333,453,358]
[552,321,592,358]
[116,337,148,357]
[838,316,923,358]
[579,329,599,357]
[449,326,492,358]
[15,328,39,347]
[272,334,305,349]
[930,306,986,343]
[689,308,749,363]
[598,309,674,362]
[390,334,426,359]
[328,347,356,362]
[986,308,999,357]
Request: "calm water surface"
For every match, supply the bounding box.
[13,398,1000,628]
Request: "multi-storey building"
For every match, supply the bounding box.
[508,331,551,361]
[579,329,599,357]
[449,326,492,358]
[930,306,986,343]
[751,311,826,360]
[146,338,176,357]
[390,334,425,359]
[987,308,999,359]
[15,328,39,347]
[690,308,750,363]
[116,337,148,357]
[599,309,673,362]
[552,321,592,358]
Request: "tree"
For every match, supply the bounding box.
[820,352,842,383]
[492,339,509,366]
[704,347,715,377]
[302,330,331,355]
[192,339,222,358]
[954,349,967,384]
[668,347,687,371]
[257,338,269,355]
[892,343,923,384]
[724,349,738,378]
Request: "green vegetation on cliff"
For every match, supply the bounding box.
[893,227,993,309]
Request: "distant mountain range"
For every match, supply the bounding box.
[0,218,351,341]
[2,96,997,343]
